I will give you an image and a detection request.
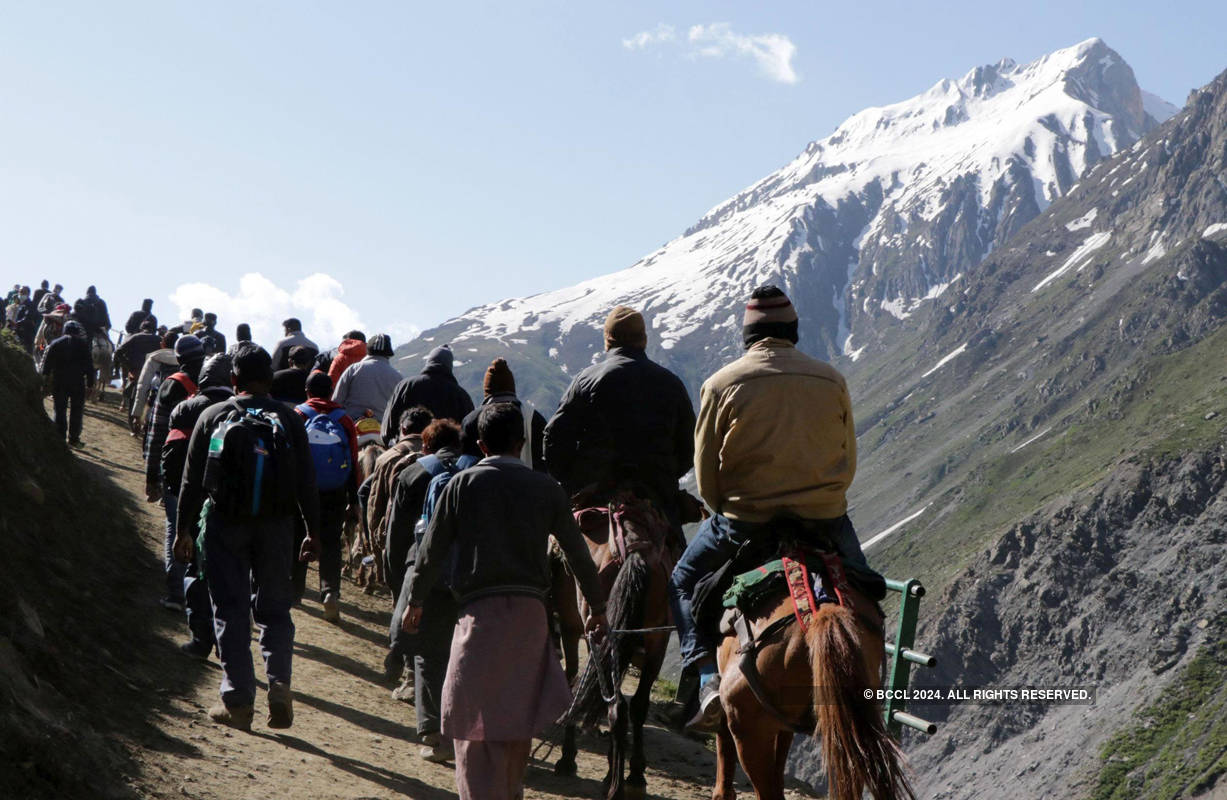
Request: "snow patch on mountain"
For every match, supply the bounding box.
[1032,231,1113,292]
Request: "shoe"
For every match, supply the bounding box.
[685,674,725,734]
[418,733,453,763]
[382,649,403,683]
[208,702,254,731]
[322,594,340,623]
[267,681,294,729]
[179,641,211,661]
[68,439,85,448]
[159,597,185,612]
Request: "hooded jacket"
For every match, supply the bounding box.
[379,346,475,445]
[333,353,402,422]
[327,339,367,386]
[132,349,180,422]
[543,346,695,512]
[695,338,856,523]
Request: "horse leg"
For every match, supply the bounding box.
[605,694,629,800]
[713,720,738,800]
[555,575,584,776]
[731,722,786,800]
[625,633,667,799]
[773,732,793,793]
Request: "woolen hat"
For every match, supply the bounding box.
[743,286,798,326]
[231,343,273,383]
[483,358,515,396]
[174,334,205,362]
[305,370,333,399]
[368,334,393,358]
[603,306,647,351]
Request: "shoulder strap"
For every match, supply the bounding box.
[168,372,199,396]
[296,403,318,419]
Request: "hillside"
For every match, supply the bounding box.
[396,38,1177,411]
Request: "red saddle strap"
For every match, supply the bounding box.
[781,555,820,631]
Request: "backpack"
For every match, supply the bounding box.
[296,404,352,491]
[413,453,479,585]
[203,403,298,520]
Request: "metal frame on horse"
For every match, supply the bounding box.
[711,547,915,800]
[556,487,677,800]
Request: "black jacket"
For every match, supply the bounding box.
[407,456,604,610]
[74,295,111,337]
[380,363,475,445]
[198,326,226,356]
[270,367,309,404]
[146,367,202,487]
[383,445,460,593]
[40,334,95,391]
[544,346,695,510]
[124,309,154,335]
[162,386,234,492]
[460,393,547,471]
[115,332,161,375]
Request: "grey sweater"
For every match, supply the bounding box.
[408,456,605,612]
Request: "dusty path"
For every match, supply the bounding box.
[72,397,820,799]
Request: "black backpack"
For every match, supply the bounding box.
[202,403,298,520]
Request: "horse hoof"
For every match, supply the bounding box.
[553,758,577,777]
[623,783,646,800]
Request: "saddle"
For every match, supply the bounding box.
[573,487,671,567]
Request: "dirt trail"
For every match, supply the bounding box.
[73,398,819,799]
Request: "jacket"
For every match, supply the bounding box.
[543,346,695,509]
[270,367,309,405]
[695,338,856,523]
[294,397,361,492]
[364,435,423,549]
[133,349,180,422]
[380,357,475,445]
[197,326,226,356]
[176,394,321,540]
[162,385,234,492]
[407,456,605,611]
[124,309,152,335]
[114,332,161,375]
[460,393,547,471]
[74,295,110,337]
[40,334,95,390]
[333,354,402,421]
[327,339,367,386]
[146,368,202,488]
[270,331,319,372]
[384,445,463,593]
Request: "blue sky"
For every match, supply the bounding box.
[1,1,1223,348]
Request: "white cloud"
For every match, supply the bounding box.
[622,23,676,50]
[168,272,368,353]
[623,21,798,84]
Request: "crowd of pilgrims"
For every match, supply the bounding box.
[8,280,874,800]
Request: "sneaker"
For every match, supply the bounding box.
[208,703,254,732]
[159,597,185,612]
[179,641,211,661]
[322,594,340,623]
[684,674,725,734]
[68,439,85,448]
[418,733,453,763]
[267,681,294,729]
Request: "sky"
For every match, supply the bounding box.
[1,0,1224,350]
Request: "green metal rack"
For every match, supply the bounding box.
[882,577,938,736]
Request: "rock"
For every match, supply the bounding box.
[18,478,44,506]
[1205,411,1218,420]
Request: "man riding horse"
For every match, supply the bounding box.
[669,285,877,732]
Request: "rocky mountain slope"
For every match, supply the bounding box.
[397,38,1176,410]
[782,65,1227,797]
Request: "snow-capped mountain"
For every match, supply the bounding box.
[399,38,1177,408]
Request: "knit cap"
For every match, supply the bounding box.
[603,306,647,351]
[368,334,393,358]
[743,286,798,326]
[483,358,516,396]
[174,334,205,362]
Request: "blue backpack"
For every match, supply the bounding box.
[296,405,352,491]
[414,454,479,585]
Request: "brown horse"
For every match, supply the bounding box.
[349,441,386,580]
[712,579,914,800]
[559,492,674,800]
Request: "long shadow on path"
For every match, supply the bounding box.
[262,733,457,799]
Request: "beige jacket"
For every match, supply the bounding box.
[695,338,856,523]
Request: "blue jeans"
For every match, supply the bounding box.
[203,511,296,708]
[668,514,869,669]
[163,492,186,603]
[183,560,216,652]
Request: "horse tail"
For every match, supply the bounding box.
[561,550,651,727]
[809,603,915,800]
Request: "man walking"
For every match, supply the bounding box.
[40,320,94,446]
[403,403,608,799]
[270,318,318,372]
[174,343,321,731]
[380,344,473,445]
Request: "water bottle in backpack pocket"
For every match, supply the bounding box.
[203,404,297,520]
[296,405,352,491]
[414,453,479,587]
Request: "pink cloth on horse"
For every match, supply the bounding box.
[441,594,571,742]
